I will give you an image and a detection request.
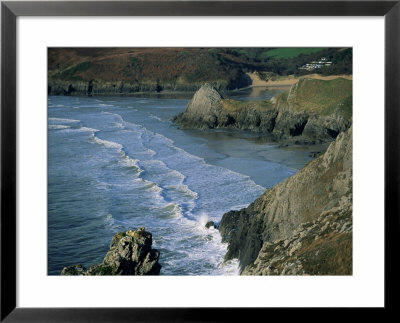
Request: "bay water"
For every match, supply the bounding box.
[48,88,313,275]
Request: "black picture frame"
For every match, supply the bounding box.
[1,0,398,321]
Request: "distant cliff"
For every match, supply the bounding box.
[173,78,352,144]
[61,227,161,275]
[48,48,252,96]
[218,125,352,275]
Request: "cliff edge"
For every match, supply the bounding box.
[219,125,352,275]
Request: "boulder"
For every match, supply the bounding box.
[205,221,217,229]
[61,264,87,276]
[173,83,227,129]
[61,227,161,275]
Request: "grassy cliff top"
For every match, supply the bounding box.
[220,98,275,113]
[277,78,352,118]
[220,78,352,120]
[263,47,325,59]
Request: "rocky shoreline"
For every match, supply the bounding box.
[173,80,352,145]
[48,75,251,97]
[218,126,352,275]
[174,81,353,275]
[61,227,161,275]
[49,80,203,97]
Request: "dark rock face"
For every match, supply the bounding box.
[271,110,350,144]
[205,221,217,229]
[218,208,263,270]
[302,114,350,141]
[61,227,161,276]
[48,70,252,96]
[219,126,353,275]
[234,108,278,133]
[272,111,309,138]
[173,84,279,133]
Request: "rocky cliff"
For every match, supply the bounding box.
[173,79,352,144]
[61,227,161,275]
[219,125,352,275]
[49,79,219,96]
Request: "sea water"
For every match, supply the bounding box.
[48,89,313,275]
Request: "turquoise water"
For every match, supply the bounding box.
[48,89,312,275]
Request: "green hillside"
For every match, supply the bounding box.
[264,48,325,59]
[48,48,251,91]
[48,48,352,95]
[287,78,352,118]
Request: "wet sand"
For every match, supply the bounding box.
[182,129,330,188]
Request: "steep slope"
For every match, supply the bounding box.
[173,79,352,144]
[218,126,352,275]
[272,78,352,141]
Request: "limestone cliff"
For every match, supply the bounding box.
[271,78,352,142]
[173,79,352,144]
[61,227,161,275]
[219,125,352,275]
[172,83,230,129]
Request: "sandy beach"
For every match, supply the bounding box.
[247,72,352,87]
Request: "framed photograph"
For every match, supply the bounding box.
[1,0,398,321]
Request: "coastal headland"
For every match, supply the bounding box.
[219,126,352,275]
[173,79,352,145]
[174,80,353,275]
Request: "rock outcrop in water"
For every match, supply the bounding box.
[61,227,161,275]
[173,79,352,144]
[205,221,217,229]
[219,125,352,275]
[172,83,227,129]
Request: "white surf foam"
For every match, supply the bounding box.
[48,117,80,123]
[48,125,71,130]
[113,122,124,129]
[150,114,164,122]
[92,135,123,150]
[75,127,99,133]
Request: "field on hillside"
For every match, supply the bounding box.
[264,48,325,59]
